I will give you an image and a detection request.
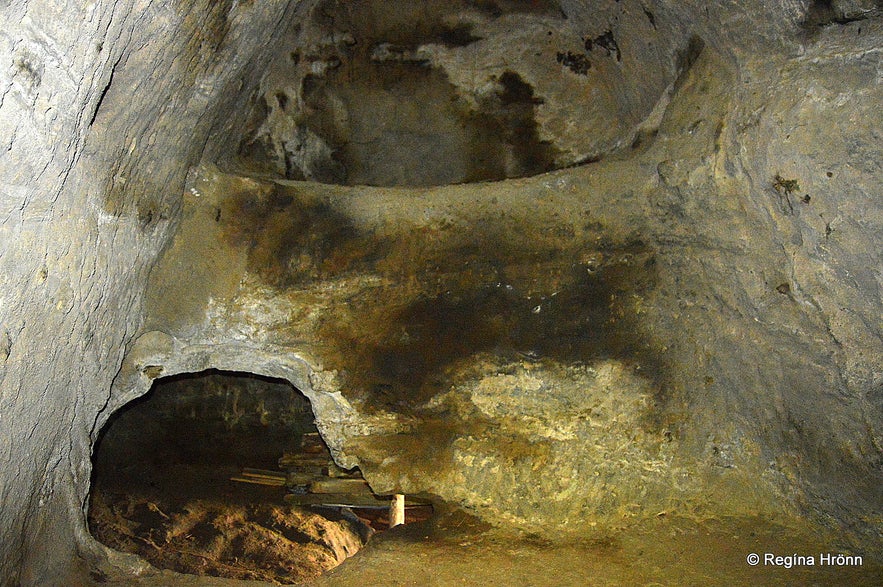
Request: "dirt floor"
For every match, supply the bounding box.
[90,508,882,587]
[309,512,883,587]
[88,461,373,584]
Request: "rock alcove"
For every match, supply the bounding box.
[223,0,685,186]
[1,0,882,585]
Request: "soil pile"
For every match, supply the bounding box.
[89,493,368,584]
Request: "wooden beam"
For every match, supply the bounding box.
[230,476,286,487]
[284,493,390,507]
[284,493,430,508]
[309,478,372,494]
[241,468,287,481]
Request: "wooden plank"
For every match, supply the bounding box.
[242,468,287,481]
[284,493,390,507]
[326,464,363,479]
[284,493,430,508]
[230,476,286,487]
[286,472,319,485]
[300,433,329,454]
[301,446,329,455]
[279,455,332,467]
[309,478,372,494]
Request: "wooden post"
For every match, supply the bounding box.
[389,494,405,528]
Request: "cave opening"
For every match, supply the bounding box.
[88,369,432,584]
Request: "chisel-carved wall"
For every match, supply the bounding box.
[0,0,880,584]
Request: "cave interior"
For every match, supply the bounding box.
[0,0,881,585]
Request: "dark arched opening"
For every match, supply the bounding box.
[88,369,432,583]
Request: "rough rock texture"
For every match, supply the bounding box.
[226,0,690,185]
[0,1,881,585]
[0,1,304,584]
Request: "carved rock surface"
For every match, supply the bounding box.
[225,0,688,185]
[0,1,881,585]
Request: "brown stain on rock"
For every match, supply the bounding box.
[157,170,668,429]
[176,0,235,69]
[220,185,388,288]
[208,177,666,417]
[320,237,662,414]
[240,0,562,186]
[465,70,559,181]
[294,58,558,186]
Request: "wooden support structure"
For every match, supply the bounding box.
[242,468,287,481]
[284,492,429,508]
[230,468,287,486]
[234,436,422,531]
[285,493,389,507]
[229,476,286,487]
[309,478,372,494]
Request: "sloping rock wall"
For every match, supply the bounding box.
[0,1,301,583]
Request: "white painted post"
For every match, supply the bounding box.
[389,494,405,528]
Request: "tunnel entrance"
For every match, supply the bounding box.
[88,369,432,583]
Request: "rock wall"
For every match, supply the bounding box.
[0,0,880,584]
[223,0,690,185]
[0,1,301,584]
[137,27,882,547]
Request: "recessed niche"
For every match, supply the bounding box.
[227,0,677,186]
[88,370,432,583]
